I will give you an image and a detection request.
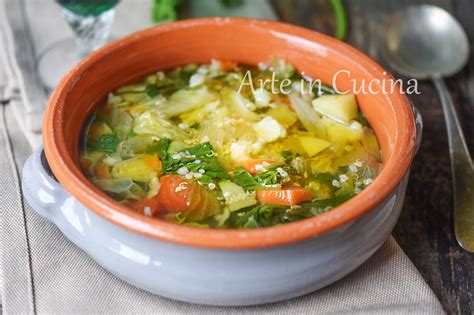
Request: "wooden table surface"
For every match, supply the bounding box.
[272,0,473,314]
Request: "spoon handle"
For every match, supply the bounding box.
[432,77,474,252]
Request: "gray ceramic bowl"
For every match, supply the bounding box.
[23,18,420,305]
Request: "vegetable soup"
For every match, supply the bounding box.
[80,59,381,229]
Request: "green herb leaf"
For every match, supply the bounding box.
[145,85,158,97]
[155,81,186,96]
[233,164,290,191]
[163,142,229,183]
[254,163,290,188]
[147,138,171,159]
[88,133,119,153]
[313,172,338,185]
[186,142,213,156]
[169,64,198,82]
[254,168,279,187]
[233,166,259,190]
[300,192,355,211]
[229,204,312,229]
[229,191,354,229]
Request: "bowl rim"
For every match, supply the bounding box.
[43,17,416,249]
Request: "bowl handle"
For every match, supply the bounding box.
[22,148,67,221]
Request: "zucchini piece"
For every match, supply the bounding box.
[219,180,257,211]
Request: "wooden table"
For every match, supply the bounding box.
[272,0,474,314]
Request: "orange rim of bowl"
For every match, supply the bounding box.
[43,18,416,249]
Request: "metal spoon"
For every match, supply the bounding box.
[383,5,474,252]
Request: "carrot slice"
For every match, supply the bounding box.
[94,163,111,180]
[157,175,221,220]
[157,175,190,213]
[233,159,275,175]
[128,198,162,217]
[143,155,162,172]
[274,93,292,107]
[256,187,313,206]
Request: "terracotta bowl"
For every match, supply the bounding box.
[23,18,419,305]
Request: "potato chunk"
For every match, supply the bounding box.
[312,94,358,123]
[298,136,332,157]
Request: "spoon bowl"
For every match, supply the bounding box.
[384,5,469,79]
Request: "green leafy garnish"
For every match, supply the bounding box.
[164,142,229,183]
[186,142,214,155]
[88,133,119,153]
[313,172,338,185]
[300,192,354,212]
[155,81,186,96]
[229,205,280,228]
[227,192,354,229]
[169,64,198,82]
[233,164,289,190]
[228,204,315,229]
[145,85,158,97]
[147,138,171,159]
[233,166,259,190]
[254,165,283,187]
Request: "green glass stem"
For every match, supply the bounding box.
[62,8,115,57]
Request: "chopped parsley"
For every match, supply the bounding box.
[228,192,354,229]
[147,138,171,159]
[87,133,119,153]
[163,142,229,183]
[233,164,290,191]
[233,166,259,190]
[145,84,158,97]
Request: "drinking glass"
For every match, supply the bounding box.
[37,0,120,90]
